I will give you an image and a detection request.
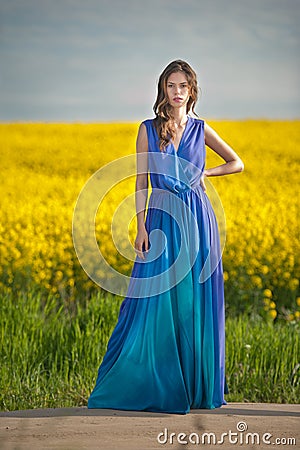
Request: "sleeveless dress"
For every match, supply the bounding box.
[87,116,228,414]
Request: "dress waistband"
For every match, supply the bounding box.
[151,183,203,196]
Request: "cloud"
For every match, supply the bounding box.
[0,0,299,121]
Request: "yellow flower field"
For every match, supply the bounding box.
[0,121,299,321]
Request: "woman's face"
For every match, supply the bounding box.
[166,72,190,109]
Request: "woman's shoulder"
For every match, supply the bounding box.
[137,118,155,143]
[188,115,206,125]
[139,118,157,137]
[140,117,155,127]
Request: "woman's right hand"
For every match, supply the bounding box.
[134,226,149,260]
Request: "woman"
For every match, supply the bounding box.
[88,60,244,414]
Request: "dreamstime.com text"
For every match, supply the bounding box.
[157,421,296,446]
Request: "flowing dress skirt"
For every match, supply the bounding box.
[88,183,227,414]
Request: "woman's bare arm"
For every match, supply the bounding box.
[204,122,244,177]
[134,123,149,259]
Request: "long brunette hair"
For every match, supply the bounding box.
[153,60,199,151]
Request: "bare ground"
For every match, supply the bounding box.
[0,403,299,450]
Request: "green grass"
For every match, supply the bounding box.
[225,314,299,403]
[0,290,299,411]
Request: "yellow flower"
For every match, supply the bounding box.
[289,278,299,291]
[296,297,300,307]
[263,289,273,298]
[268,309,277,320]
[55,271,64,281]
[252,275,263,288]
[261,265,269,275]
[269,301,276,309]
[223,271,229,281]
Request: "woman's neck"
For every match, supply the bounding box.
[172,108,188,127]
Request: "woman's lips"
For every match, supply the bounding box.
[173,98,183,102]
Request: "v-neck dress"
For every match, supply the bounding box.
[87,115,228,414]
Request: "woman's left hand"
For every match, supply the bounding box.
[200,171,207,192]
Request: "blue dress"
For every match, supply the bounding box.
[88,116,228,414]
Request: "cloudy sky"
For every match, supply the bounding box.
[0,0,299,122]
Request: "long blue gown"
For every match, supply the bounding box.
[87,116,228,414]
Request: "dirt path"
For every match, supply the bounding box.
[0,403,299,450]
